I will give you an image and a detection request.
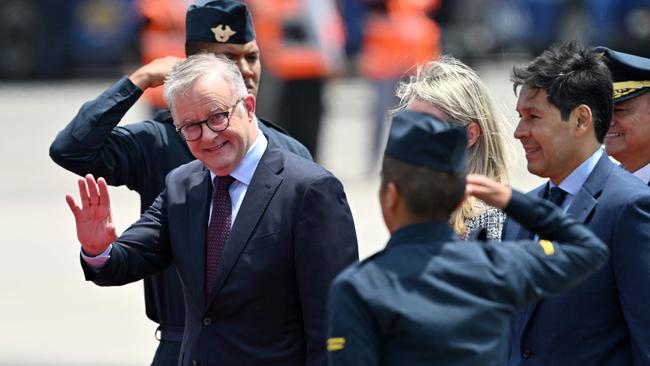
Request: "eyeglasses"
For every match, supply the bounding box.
[176,98,244,142]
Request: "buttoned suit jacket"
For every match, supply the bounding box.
[505,154,650,365]
[82,147,358,366]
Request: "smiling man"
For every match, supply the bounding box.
[595,46,650,184]
[503,42,650,365]
[67,54,358,366]
[49,2,312,365]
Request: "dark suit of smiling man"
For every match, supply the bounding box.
[66,53,358,366]
[504,42,650,365]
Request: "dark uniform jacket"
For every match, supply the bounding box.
[49,77,312,348]
[82,147,358,366]
[327,190,609,366]
[505,154,650,366]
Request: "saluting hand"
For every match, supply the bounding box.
[128,56,184,90]
[65,174,117,256]
[465,174,512,209]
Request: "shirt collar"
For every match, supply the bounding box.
[632,162,650,184]
[210,126,267,186]
[550,148,603,195]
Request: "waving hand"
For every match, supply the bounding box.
[65,174,118,256]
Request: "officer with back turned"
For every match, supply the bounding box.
[326,110,609,365]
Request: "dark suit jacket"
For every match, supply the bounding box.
[83,147,358,366]
[50,76,313,342]
[505,154,650,365]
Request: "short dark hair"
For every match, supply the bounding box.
[511,41,613,143]
[381,157,466,221]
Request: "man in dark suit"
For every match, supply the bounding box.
[66,53,358,366]
[50,2,311,365]
[326,111,608,366]
[505,42,650,365]
[595,46,650,185]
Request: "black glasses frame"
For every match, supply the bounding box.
[176,98,244,142]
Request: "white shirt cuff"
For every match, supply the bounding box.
[81,244,112,269]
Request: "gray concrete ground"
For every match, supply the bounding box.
[0,60,542,365]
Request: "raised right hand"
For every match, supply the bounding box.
[65,174,118,256]
[465,174,512,209]
[128,56,184,90]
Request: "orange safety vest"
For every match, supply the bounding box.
[247,0,344,80]
[359,0,441,80]
[137,0,189,109]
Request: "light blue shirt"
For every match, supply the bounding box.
[209,129,267,226]
[632,162,650,185]
[549,148,603,213]
[83,129,268,267]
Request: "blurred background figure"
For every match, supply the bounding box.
[354,0,441,175]
[247,0,345,160]
[0,0,139,80]
[395,56,512,240]
[135,0,192,114]
[435,0,650,63]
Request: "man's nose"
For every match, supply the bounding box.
[513,121,528,140]
[238,59,252,77]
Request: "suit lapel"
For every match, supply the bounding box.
[521,154,612,333]
[507,185,547,241]
[205,149,284,307]
[185,167,212,308]
[566,154,610,222]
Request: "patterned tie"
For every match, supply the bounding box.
[546,186,567,208]
[205,175,235,296]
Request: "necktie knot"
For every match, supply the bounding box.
[214,175,235,191]
[547,186,567,207]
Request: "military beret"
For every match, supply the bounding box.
[593,46,650,102]
[186,0,256,44]
[385,111,468,173]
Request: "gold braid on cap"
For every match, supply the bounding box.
[613,80,650,99]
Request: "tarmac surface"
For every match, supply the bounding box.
[0,60,543,365]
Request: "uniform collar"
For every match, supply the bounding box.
[386,222,458,249]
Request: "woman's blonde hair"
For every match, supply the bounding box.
[395,55,513,237]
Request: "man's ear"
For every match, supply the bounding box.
[379,181,401,233]
[383,182,400,212]
[466,121,481,148]
[244,94,256,119]
[574,104,593,136]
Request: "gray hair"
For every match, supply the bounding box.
[395,55,513,236]
[164,53,248,110]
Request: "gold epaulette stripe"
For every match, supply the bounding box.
[613,80,650,99]
[539,239,555,256]
[327,337,346,351]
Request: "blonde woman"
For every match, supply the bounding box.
[395,55,512,240]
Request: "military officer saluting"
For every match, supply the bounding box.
[326,110,609,365]
[595,46,650,184]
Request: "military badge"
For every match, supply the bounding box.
[211,24,237,43]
